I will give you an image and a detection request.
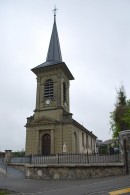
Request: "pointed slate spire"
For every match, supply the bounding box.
[46,12,62,62]
[32,9,74,80]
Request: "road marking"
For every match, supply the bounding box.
[109,187,130,194]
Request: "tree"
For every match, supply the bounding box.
[123,101,130,128]
[110,85,130,138]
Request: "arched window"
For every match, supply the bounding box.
[44,79,54,99]
[82,133,84,147]
[86,135,88,148]
[63,82,66,102]
[74,132,77,153]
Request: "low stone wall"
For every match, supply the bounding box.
[24,163,125,180]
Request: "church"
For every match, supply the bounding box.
[25,11,97,155]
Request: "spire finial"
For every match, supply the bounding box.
[53,5,58,18]
[46,5,62,62]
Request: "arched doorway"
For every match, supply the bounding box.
[42,134,51,155]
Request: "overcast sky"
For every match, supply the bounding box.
[0,0,130,151]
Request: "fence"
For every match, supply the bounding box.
[0,157,7,172]
[10,153,122,165]
[0,157,4,164]
[10,156,31,164]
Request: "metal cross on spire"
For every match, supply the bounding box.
[46,5,62,62]
[53,5,58,17]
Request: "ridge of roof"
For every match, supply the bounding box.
[73,119,97,138]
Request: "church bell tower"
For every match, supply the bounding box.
[25,11,75,155]
[31,13,74,121]
[25,10,97,156]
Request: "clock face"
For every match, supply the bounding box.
[46,99,51,105]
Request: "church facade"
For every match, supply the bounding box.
[25,14,97,155]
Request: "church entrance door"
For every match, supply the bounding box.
[42,134,51,155]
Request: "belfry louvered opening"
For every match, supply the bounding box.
[44,79,54,99]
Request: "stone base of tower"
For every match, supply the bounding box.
[25,109,96,156]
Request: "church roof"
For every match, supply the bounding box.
[46,15,62,62]
[32,14,74,80]
[73,119,97,138]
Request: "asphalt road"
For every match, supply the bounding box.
[0,171,130,195]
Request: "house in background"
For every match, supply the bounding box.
[25,12,97,155]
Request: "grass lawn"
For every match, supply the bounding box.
[0,189,12,195]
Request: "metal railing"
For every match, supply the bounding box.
[0,157,7,173]
[31,153,122,165]
[0,157,4,164]
[10,153,122,165]
[10,156,31,164]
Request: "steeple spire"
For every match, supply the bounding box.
[46,7,62,62]
[32,9,74,80]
